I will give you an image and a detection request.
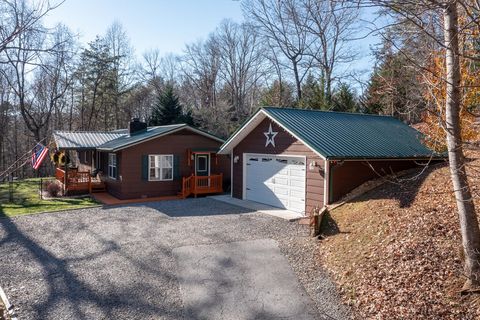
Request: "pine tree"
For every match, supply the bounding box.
[332,83,359,112]
[297,73,327,110]
[259,80,295,107]
[150,85,193,125]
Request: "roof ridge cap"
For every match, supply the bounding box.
[263,106,396,119]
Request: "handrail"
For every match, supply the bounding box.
[181,174,194,198]
[55,167,91,193]
[180,174,223,198]
[55,167,65,181]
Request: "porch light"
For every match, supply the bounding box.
[234,156,239,164]
[309,160,317,171]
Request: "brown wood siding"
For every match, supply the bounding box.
[330,160,419,202]
[111,129,228,199]
[232,118,324,215]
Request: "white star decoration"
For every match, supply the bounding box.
[264,123,278,147]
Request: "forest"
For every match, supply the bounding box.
[0,0,478,178]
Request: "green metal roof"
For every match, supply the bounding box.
[55,124,224,152]
[54,131,125,150]
[220,107,442,160]
[97,124,224,152]
[97,124,185,151]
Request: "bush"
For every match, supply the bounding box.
[42,180,51,190]
[45,181,61,197]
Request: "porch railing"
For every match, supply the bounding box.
[55,167,93,193]
[180,174,223,198]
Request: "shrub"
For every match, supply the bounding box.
[42,180,51,190]
[46,181,62,197]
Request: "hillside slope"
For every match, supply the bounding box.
[319,149,480,319]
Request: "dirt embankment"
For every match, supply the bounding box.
[319,149,480,319]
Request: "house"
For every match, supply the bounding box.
[218,107,444,215]
[53,119,230,199]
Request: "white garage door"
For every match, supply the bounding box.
[245,154,306,213]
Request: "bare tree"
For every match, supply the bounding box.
[159,53,180,87]
[181,36,221,110]
[0,0,63,57]
[363,0,480,292]
[442,0,480,291]
[215,20,267,120]
[298,0,360,104]
[242,0,312,100]
[104,21,135,128]
[2,3,47,142]
[0,67,14,172]
[42,24,76,131]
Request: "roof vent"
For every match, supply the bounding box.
[129,118,147,135]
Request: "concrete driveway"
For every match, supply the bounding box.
[0,198,349,320]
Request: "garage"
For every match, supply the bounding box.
[244,154,306,212]
[218,107,442,216]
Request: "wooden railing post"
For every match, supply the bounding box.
[182,176,185,198]
[193,174,197,198]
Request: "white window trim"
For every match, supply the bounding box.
[194,153,211,176]
[196,154,208,173]
[108,153,117,179]
[148,154,174,181]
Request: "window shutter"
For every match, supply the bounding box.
[173,155,180,180]
[142,155,148,181]
[115,154,120,179]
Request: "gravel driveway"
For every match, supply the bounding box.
[0,198,350,320]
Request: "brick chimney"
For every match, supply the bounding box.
[129,118,147,135]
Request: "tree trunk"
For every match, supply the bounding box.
[292,59,302,101]
[324,67,332,106]
[443,0,480,291]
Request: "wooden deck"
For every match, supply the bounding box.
[56,168,106,194]
[180,174,223,198]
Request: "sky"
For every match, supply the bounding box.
[43,0,244,57]
[43,0,380,88]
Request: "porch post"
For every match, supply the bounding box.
[63,161,68,196]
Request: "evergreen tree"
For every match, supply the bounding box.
[360,70,385,114]
[259,80,295,107]
[150,85,193,125]
[297,73,327,110]
[331,83,359,112]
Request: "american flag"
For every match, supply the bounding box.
[32,143,49,170]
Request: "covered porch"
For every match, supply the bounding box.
[179,148,225,198]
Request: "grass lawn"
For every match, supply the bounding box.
[0,178,99,218]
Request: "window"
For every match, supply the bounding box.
[108,153,117,179]
[149,155,173,181]
[196,155,208,172]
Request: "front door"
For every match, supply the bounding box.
[195,154,210,176]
